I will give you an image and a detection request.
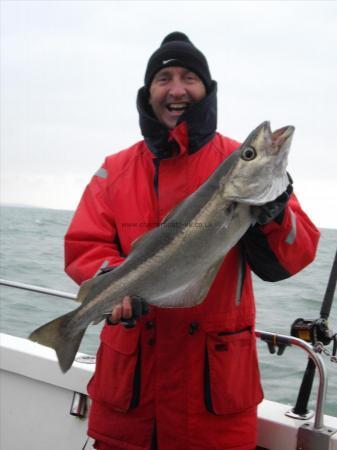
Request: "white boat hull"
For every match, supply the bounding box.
[1,333,336,450]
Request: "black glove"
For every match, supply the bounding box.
[255,174,293,225]
[120,296,149,328]
[106,295,149,328]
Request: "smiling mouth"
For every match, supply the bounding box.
[166,103,189,113]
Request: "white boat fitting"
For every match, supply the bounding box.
[1,330,336,450]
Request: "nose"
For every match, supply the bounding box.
[168,79,187,98]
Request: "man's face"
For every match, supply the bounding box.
[149,66,206,129]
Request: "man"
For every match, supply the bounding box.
[65,32,320,450]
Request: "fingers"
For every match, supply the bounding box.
[122,296,133,319]
[107,296,133,324]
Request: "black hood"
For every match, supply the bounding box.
[136,81,217,159]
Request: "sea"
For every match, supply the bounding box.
[0,205,336,416]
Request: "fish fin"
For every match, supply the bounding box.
[76,278,96,303]
[189,258,224,303]
[130,226,161,250]
[131,234,144,249]
[92,316,105,325]
[130,203,185,250]
[152,258,224,308]
[161,204,180,224]
[216,202,236,232]
[29,309,86,373]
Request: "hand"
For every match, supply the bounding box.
[255,174,293,225]
[106,295,148,328]
[107,296,133,324]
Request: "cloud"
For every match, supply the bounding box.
[1,1,337,228]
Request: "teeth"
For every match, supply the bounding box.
[167,103,188,111]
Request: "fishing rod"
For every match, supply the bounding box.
[290,247,337,418]
[321,248,337,320]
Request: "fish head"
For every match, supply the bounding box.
[222,121,295,205]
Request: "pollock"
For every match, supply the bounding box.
[29,121,294,372]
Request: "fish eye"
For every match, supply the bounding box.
[241,147,256,161]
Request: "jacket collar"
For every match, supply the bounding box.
[137,81,217,159]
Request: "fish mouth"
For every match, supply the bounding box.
[253,120,271,137]
[272,125,295,148]
[241,121,272,148]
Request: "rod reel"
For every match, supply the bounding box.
[291,317,337,362]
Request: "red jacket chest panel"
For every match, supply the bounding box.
[106,136,237,256]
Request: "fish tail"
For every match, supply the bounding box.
[29,310,86,373]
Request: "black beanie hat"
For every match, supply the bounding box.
[144,31,212,91]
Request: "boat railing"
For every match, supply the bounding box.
[0,278,77,300]
[255,329,327,430]
[0,278,335,445]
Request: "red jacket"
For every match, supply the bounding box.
[65,84,320,450]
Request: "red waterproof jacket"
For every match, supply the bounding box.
[65,84,320,450]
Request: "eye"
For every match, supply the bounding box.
[185,72,198,82]
[241,147,256,161]
[153,71,170,84]
[157,75,169,84]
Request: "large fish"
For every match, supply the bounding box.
[29,121,294,372]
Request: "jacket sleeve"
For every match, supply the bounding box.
[64,161,125,285]
[241,193,320,281]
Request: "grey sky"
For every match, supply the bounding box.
[1,1,337,228]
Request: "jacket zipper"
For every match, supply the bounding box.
[153,159,160,195]
[153,158,161,223]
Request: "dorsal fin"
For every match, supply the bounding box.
[130,202,186,251]
[161,204,181,224]
[76,277,96,303]
[131,234,144,249]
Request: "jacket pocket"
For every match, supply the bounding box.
[87,324,141,412]
[204,327,263,415]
